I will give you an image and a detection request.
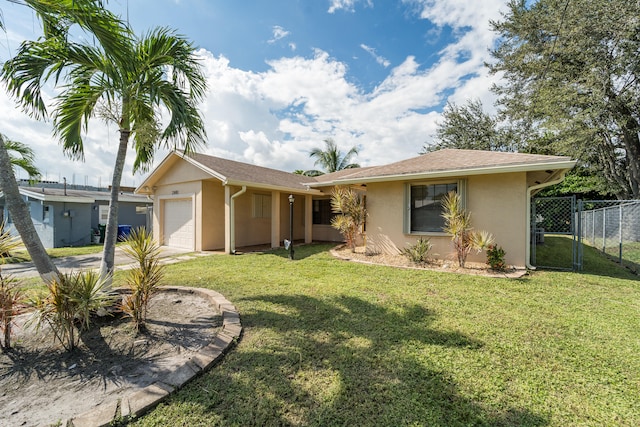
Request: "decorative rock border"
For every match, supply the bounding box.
[330,246,527,278]
[66,286,242,427]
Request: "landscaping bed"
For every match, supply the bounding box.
[0,288,223,426]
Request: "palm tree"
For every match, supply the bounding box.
[0,134,60,280]
[3,17,207,285]
[0,0,129,281]
[308,138,360,175]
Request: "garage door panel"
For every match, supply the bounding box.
[163,199,194,249]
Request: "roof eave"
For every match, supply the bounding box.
[18,189,95,203]
[136,151,228,195]
[224,179,324,195]
[325,160,577,185]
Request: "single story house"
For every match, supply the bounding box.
[0,187,153,248]
[137,149,575,268]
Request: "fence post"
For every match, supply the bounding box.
[571,196,576,271]
[577,199,583,271]
[592,211,595,246]
[531,198,536,266]
[619,204,623,265]
[602,208,606,253]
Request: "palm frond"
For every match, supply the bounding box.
[1,136,41,178]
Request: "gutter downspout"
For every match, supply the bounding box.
[525,172,567,270]
[229,185,247,254]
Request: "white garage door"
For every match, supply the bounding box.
[163,198,194,249]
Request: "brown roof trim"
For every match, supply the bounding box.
[310,149,576,185]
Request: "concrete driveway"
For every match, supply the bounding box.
[1,246,200,279]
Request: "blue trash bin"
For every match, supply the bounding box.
[117,225,132,241]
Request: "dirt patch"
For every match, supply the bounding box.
[332,246,526,278]
[0,288,223,427]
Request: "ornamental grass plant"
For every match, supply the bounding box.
[120,228,164,331]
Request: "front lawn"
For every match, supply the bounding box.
[128,244,639,426]
[2,242,124,264]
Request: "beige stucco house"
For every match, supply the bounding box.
[137,149,575,268]
[135,151,343,254]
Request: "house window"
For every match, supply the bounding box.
[253,194,271,219]
[43,205,51,223]
[407,182,459,233]
[313,199,334,225]
[98,205,109,225]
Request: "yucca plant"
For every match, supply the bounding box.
[120,228,164,331]
[441,191,494,268]
[0,221,25,351]
[28,271,113,351]
[401,237,433,266]
[330,186,367,252]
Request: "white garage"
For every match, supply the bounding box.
[162,198,194,249]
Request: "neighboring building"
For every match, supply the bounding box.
[0,187,153,248]
[137,149,576,268]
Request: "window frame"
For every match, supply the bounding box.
[312,198,335,226]
[404,179,466,235]
[252,193,272,219]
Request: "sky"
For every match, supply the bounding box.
[0,0,509,188]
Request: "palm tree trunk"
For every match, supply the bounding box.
[0,137,59,281]
[99,128,130,286]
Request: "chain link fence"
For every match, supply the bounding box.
[531,197,577,270]
[531,197,640,273]
[577,200,640,274]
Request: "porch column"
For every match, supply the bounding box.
[305,194,313,244]
[271,191,281,248]
[224,186,231,254]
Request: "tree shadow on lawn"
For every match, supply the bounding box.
[255,242,336,261]
[163,293,549,426]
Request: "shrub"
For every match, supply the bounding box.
[0,276,24,351]
[330,186,367,252]
[441,191,494,268]
[28,270,113,351]
[120,228,164,331]
[486,244,507,271]
[401,238,433,266]
[0,221,24,351]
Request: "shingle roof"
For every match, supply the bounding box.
[138,149,575,194]
[17,187,149,203]
[302,166,376,186]
[186,153,314,191]
[311,149,575,184]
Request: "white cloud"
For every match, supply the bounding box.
[360,44,390,67]
[268,25,290,44]
[0,1,509,183]
[328,0,373,14]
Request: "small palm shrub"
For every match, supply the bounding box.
[0,276,24,351]
[29,271,112,351]
[441,191,494,268]
[120,228,164,331]
[331,186,367,252]
[0,221,25,351]
[401,237,433,266]
[486,244,507,271]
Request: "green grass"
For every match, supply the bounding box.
[125,244,640,427]
[603,242,640,274]
[536,235,640,275]
[1,242,124,264]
